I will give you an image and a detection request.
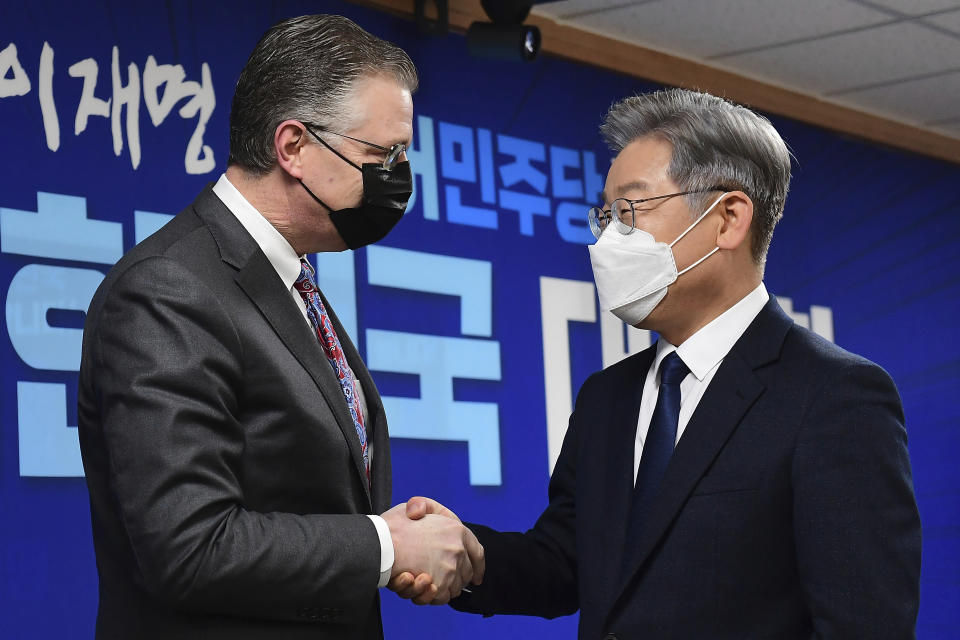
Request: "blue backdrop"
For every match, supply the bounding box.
[1,1,957,637]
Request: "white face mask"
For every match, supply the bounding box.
[588,192,728,326]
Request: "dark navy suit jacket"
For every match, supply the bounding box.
[453,298,921,639]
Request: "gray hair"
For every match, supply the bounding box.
[228,14,419,173]
[600,88,792,265]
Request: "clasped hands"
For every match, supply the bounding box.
[381,497,483,605]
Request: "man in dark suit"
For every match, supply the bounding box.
[78,15,481,639]
[397,89,921,638]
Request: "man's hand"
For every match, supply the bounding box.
[382,497,484,605]
[386,570,438,605]
[381,499,485,605]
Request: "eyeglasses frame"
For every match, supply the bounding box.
[302,122,407,171]
[588,187,728,239]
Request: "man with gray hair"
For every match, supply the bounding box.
[402,88,921,637]
[78,14,482,640]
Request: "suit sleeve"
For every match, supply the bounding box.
[792,359,921,639]
[450,377,592,619]
[91,256,381,622]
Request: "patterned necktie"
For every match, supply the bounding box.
[624,351,689,559]
[293,258,370,482]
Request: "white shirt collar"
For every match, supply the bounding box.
[654,283,770,381]
[211,173,304,290]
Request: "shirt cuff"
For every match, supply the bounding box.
[367,514,394,588]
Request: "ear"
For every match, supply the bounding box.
[715,191,753,252]
[274,120,308,179]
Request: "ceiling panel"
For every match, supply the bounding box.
[715,21,960,94]
[831,71,960,124]
[534,0,890,59]
[851,0,960,16]
[532,0,960,143]
[533,0,661,18]
[935,121,960,137]
[922,7,960,33]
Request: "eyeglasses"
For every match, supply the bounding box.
[302,123,407,171]
[587,188,725,239]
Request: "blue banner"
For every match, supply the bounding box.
[1,1,957,637]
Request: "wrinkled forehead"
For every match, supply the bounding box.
[345,76,414,147]
[601,137,675,203]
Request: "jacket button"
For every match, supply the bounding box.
[297,607,323,621]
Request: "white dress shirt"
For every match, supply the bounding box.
[634,283,770,484]
[212,174,394,588]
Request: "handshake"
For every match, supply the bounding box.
[381,497,484,605]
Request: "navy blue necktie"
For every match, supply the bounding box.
[625,351,689,559]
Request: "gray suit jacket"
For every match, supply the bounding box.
[78,186,391,639]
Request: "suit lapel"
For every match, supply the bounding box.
[317,288,391,513]
[613,352,764,597]
[605,297,793,621]
[235,257,372,506]
[192,187,372,507]
[597,347,655,607]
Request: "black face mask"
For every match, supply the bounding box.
[299,156,413,250]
